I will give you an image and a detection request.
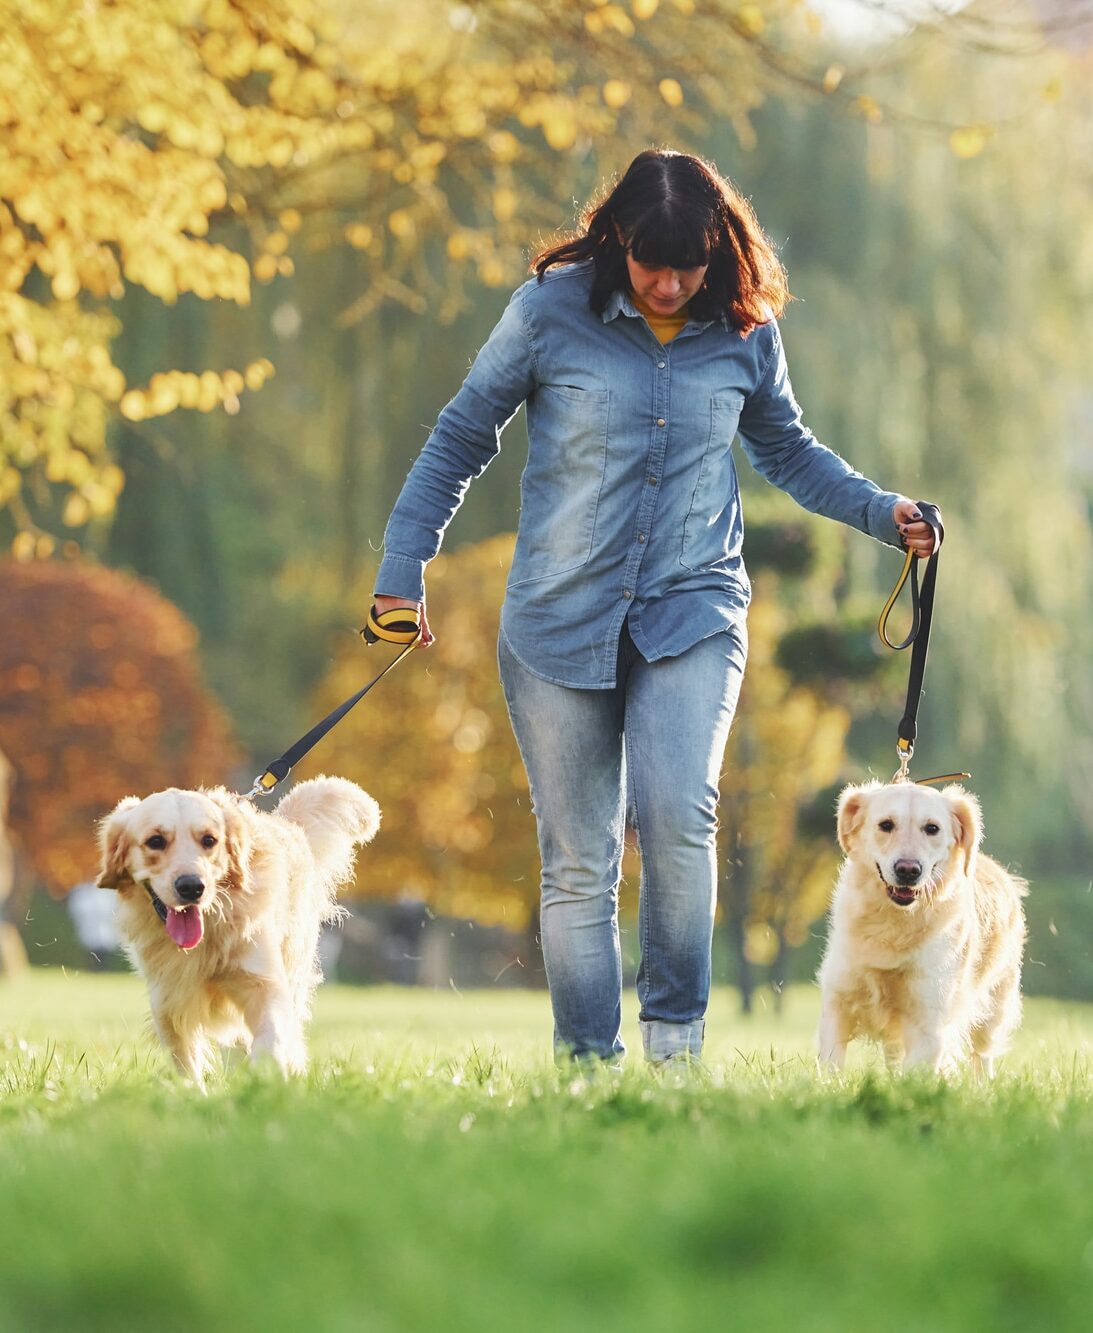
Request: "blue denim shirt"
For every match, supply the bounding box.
[377,261,902,688]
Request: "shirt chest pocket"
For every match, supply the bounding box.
[509,384,611,587]
[680,393,745,571]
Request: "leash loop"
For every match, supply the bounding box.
[876,502,952,784]
[362,605,423,646]
[243,605,421,799]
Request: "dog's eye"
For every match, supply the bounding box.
[200,834,218,849]
[924,822,941,836]
[145,834,167,851]
[878,819,895,833]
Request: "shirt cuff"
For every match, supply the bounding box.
[375,553,427,602]
[866,491,905,548]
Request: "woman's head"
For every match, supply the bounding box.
[533,148,790,333]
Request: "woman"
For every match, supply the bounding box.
[372,149,936,1065]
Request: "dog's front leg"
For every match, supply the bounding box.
[151,1003,209,1091]
[817,998,851,1069]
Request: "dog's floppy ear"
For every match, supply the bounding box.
[944,785,982,879]
[208,791,252,894]
[836,784,868,855]
[97,797,140,889]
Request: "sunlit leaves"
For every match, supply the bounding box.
[0,0,336,536]
[603,79,633,108]
[948,124,993,159]
[118,362,273,426]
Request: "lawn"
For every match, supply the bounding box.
[1,971,1091,1332]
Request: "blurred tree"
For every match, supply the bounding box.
[0,559,237,898]
[719,21,1093,866]
[298,534,534,926]
[721,589,852,1013]
[0,744,26,976]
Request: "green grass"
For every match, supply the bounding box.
[2,974,1092,1332]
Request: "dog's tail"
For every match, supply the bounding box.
[276,776,381,906]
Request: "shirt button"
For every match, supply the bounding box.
[658,361,666,369]
[638,533,646,543]
[648,475,658,486]
[623,589,633,600]
[656,418,666,427]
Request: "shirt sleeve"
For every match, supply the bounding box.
[376,284,538,600]
[737,320,902,547]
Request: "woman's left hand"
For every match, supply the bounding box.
[892,497,940,558]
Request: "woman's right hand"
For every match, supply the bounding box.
[372,594,434,647]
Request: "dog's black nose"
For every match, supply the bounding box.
[174,875,205,903]
[893,859,922,885]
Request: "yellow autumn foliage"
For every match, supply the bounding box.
[7,0,1018,542]
[298,535,537,929]
[1,0,787,536]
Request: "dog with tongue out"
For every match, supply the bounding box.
[97,775,380,1088]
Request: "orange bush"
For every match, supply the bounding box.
[0,558,237,893]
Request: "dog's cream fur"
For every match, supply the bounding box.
[817,781,1026,1078]
[97,776,379,1086]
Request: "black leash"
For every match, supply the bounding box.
[876,501,967,786]
[244,606,421,799]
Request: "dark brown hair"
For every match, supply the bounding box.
[532,148,790,334]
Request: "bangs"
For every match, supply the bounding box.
[624,202,713,270]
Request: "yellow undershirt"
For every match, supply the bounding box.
[631,293,689,344]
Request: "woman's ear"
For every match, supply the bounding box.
[97,797,140,889]
[944,785,982,878]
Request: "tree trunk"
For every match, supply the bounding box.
[724,831,753,1015]
[770,926,791,1016]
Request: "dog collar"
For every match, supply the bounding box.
[141,879,169,923]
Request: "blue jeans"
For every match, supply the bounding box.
[499,623,746,1063]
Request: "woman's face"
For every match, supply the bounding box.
[624,253,708,315]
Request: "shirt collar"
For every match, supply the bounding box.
[602,287,725,332]
[601,288,633,323]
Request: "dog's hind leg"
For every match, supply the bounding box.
[903,1021,956,1076]
[970,974,1022,1081]
[882,1036,905,1072]
[237,975,308,1077]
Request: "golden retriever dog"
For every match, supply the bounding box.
[97,776,379,1087]
[817,781,1026,1078]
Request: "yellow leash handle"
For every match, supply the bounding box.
[877,547,917,651]
[361,604,423,647]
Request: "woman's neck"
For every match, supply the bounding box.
[630,292,689,343]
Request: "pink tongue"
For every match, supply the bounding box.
[166,905,204,950]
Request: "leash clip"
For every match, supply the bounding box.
[243,767,284,802]
[892,739,913,784]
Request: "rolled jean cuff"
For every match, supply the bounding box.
[640,1019,705,1063]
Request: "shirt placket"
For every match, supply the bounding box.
[620,341,672,606]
